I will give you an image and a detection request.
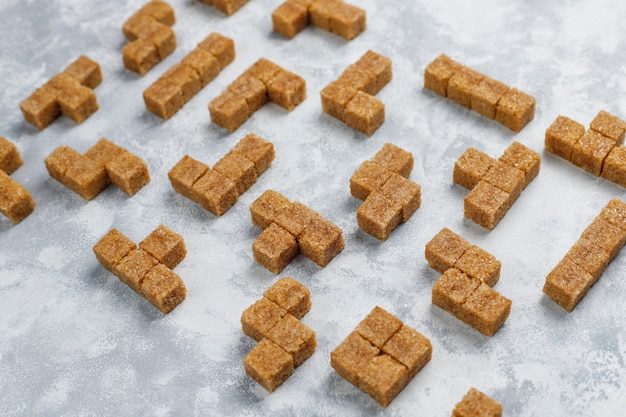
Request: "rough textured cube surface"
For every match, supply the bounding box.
[357,191,402,241]
[264,277,311,319]
[244,339,294,392]
[241,298,288,342]
[250,189,291,229]
[253,224,299,274]
[350,161,393,201]
[372,143,414,178]
[141,264,187,314]
[425,227,471,274]
[424,54,460,97]
[0,171,36,224]
[495,88,536,132]
[453,148,495,190]
[545,115,586,161]
[267,314,316,366]
[452,388,502,417]
[105,150,151,196]
[272,1,309,39]
[571,130,615,176]
[464,181,510,231]
[0,137,23,176]
[199,0,249,16]
[298,216,345,267]
[590,110,626,143]
[139,224,187,269]
[92,229,136,272]
[277,0,366,40]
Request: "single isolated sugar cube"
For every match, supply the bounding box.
[267,314,316,366]
[355,306,403,349]
[139,224,187,269]
[252,223,299,274]
[344,91,385,136]
[543,257,593,312]
[249,190,291,230]
[423,54,460,97]
[0,171,35,224]
[192,168,238,216]
[378,173,421,222]
[140,263,187,314]
[105,150,151,196]
[213,151,258,196]
[264,276,311,319]
[232,133,275,176]
[371,143,414,178]
[570,129,615,176]
[589,110,626,144]
[381,325,432,379]
[272,1,310,39]
[244,338,294,393]
[168,155,210,201]
[241,297,288,341]
[494,88,535,132]
[357,354,409,408]
[350,160,393,201]
[452,388,502,417]
[453,148,496,190]
[297,215,345,267]
[498,141,541,189]
[463,180,511,230]
[454,245,501,287]
[0,136,23,175]
[357,191,403,241]
[92,228,136,272]
[330,331,380,387]
[424,227,471,274]
[544,115,585,161]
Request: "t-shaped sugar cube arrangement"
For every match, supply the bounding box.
[0,137,35,224]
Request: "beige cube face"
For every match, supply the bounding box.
[571,130,615,176]
[498,141,541,188]
[357,354,409,408]
[198,32,235,70]
[0,137,23,175]
[168,155,210,201]
[543,258,593,312]
[357,191,402,241]
[252,223,299,274]
[241,298,288,342]
[244,339,294,393]
[214,151,257,196]
[140,264,187,314]
[93,229,136,272]
[344,91,385,136]
[264,277,311,319]
[382,325,432,379]
[0,171,35,224]
[232,134,275,176]
[372,143,414,178]
[139,225,187,269]
[454,245,501,287]
[447,67,483,109]
[379,173,421,222]
[105,150,151,196]
[463,181,510,230]
[355,306,403,349]
[267,314,316,366]
[590,110,626,144]
[192,169,238,216]
[20,88,62,130]
[424,228,471,274]
[62,55,102,89]
[350,161,393,201]
[272,1,309,39]
[453,148,495,190]
[544,115,585,161]
[495,88,536,132]
[249,190,291,230]
[267,70,307,111]
[601,146,626,188]
[209,91,250,132]
[423,54,459,97]
[297,216,344,267]
[144,79,184,120]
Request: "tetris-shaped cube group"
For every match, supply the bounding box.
[543,199,626,312]
[250,190,345,273]
[0,137,35,224]
[93,225,187,314]
[350,143,421,240]
[330,306,432,407]
[144,32,235,120]
[198,0,248,16]
[122,0,177,76]
[545,111,626,187]
[209,58,306,132]
[168,134,274,216]
[20,56,101,130]
[426,228,511,336]
[44,138,150,200]
[454,141,540,230]
[272,0,365,40]
[452,388,503,417]
[321,50,391,136]
[241,277,316,392]
[424,54,535,132]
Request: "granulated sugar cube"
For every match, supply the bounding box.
[167,155,209,201]
[241,297,288,341]
[495,88,535,132]
[244,338,294,392]
[463,181,510,230]
[232,133,275,175]
[571,129,615,176]
[425,227,471,274]
[0,137,23,175]
[344,91,385,136]
[350,160,393,200]
[544,115,585,161]
[590,110,626,144]
[372,142,414,178]
[92,228,136,272]
[264,277,311,319]
[355,306,403,349]
[453,148,495,190]
[192,169,238,216]
[105,150,150,196]
[378,173,421,222]
[213,151,257,195]
[423,54,459,97]
[252,223,299,274]
[356,191,403,241]
[249,190,291,229]
[297,216,345,267]
[272,1,309,39]
[140,263,187,314]
[139,224,187,269]
[452,388,502,417]
[454,245,501,287]
[267,314,316,366]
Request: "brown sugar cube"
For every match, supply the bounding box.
[241,297,288,341]
[308,0,339,31]
[424,227,471,274]
[482,161,525,207]
[164,63,202,103]
[581,217,626,261]
[267,70,307,111]
[20,88,61,130]
[272,1,309,39]
[144,78,184,120]
[470,76,509,119]
[382,325,432,379]
[244,338,294,393]
[330,331,380,387]
[168,155,209,201]
[139,225,186,269]
[298,216,345,267]
[291,0,313,6]
[47,74,98,124]
[274,202,318,237]
[424,54,460,97]
[356,50,392,95]
[350,161,393,200]
[0,171,35,224]
[461,282,511,336]
[64,155,108,200]
[140,22,177,61]
[227,74,268,113]
[544,115,586,161]
[453,148,496,190]
[344,91,385,136]
[571,130,615,176]
[600,199,626,230]
[213,0,249,15]
[250,190,291,229]
[590,110,626,144]
[197,33,235,70]
[192,169,238,216]
[498,141,541,189]
[495,88,536,132]
[122,13,156,42]
[84,138,124,168]
[105,150,150,196]
[182,48,220,87]
[44,146,82,186]
[245,58,282,86]
[252,223,299,274]
[453,388,502,417]
[232,134,274,176]
[447,67,484,109]
[115,248,159,293]
[372,143,414,178]
[214,151,257,195]
[140,263,186,314]
[142,0,176,25]
[357,191,402,241]
[264,277,311,319]
[454,245,501,287]
[355,306,403,349]
[123,38,160,76]
[0,137,23,175]
[338,63,374,93]
[601,145,626,188]
[463,181,510,230]
[209,90,250,132]
[565,237,610,284]
[320,82,358,122]
[378,173,421,222]
[328,2,366,40]
[432,268,481,317]
[267,314,316,366]
[357,354,409,408]
[62,55,102,89]
[93,229,136,272]
[543,257,593,312]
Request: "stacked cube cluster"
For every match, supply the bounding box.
[168,133,274,216]
[250,190,345,273]
[545,111,626,187]
[330,306,432,407]
[209,58,306,132]
[0,137,35,224]
[320,50,392,136]
[19,56,101,130]
[454,141,540,230]
[144,32,235,120]
[425,228,511,336]
[197,0,248,16]
[452,388,503,417]
[543,199,626,312]
[93,225,187,314]
[122,0,177,76]
[272,0,365,40]
[44,138,150,200]
[424,54,535,132]
[350,143,421,240]
[241,277,316,392]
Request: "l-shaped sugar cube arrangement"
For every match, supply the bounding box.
[4,0,626,414]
